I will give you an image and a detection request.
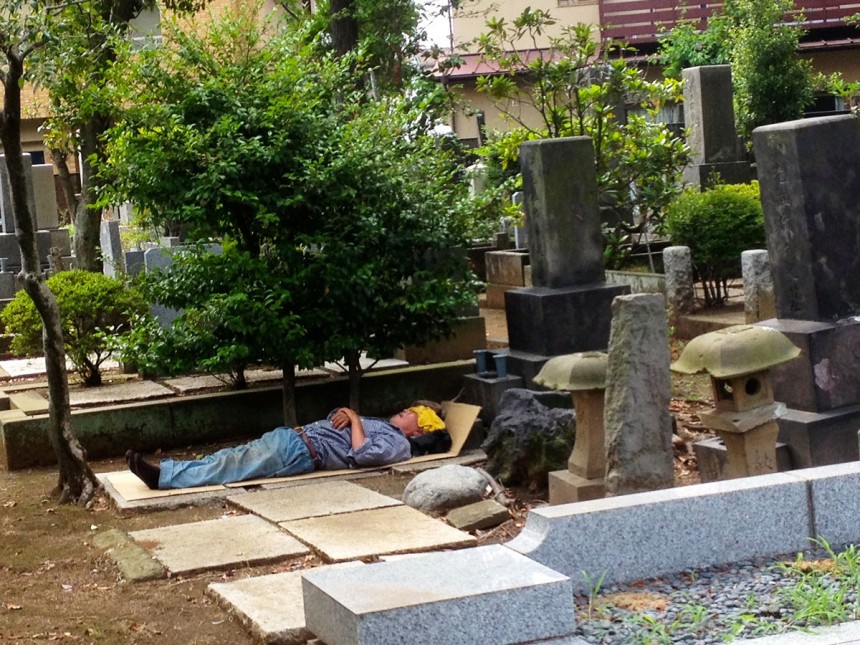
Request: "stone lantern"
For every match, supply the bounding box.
[671,325,800,479]
[534,351,608,503]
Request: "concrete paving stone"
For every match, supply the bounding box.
[301,544,575,645]
[9,390,48,415]
[507,472,811,594]
[69,379,174,408]
[208,562,364,645]
[129,514,310,575]
[227,480,401,523]
[92,528,166,582]
[280,505,476,562]
[787,461,860,549]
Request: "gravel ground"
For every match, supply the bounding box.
[572,548,860,644]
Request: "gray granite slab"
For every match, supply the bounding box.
[301,544,575,645]
[228,480,401,523]
[787,461,860,550]
[129,514,310,575]
[506,472,811,594]
[208,562,364,644]
[280,505,476,562]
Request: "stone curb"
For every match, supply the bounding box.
[92,528,165,582]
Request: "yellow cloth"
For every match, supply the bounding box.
[408,405,446,433]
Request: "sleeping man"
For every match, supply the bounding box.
[126,405,449,490]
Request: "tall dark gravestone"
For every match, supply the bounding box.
[503,137,628,383]
[753,114,860,468]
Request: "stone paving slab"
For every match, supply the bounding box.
[280,505,476,562]
[130,514,310,575]
[301,544,575,645]
[69,379,174,408]
[228,480,401,523]
[208,562,364,645]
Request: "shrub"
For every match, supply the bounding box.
[1,270,147,386]
[666,182,765,307]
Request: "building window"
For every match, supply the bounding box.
[28,151,45,165]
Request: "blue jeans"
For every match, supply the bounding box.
[158,426,315,488]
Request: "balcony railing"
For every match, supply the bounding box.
[599,0,860,45]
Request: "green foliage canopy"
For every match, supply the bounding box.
[1,271,147,386]
[666,181,765,307]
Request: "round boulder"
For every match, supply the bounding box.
[402,465,488,512]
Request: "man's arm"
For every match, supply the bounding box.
[330,407,366,449]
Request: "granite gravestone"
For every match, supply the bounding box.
[751,114,860,468]
[504,137,628,378]
[681,65,753,187]
[100,220,125,277]
[0,153,37,235]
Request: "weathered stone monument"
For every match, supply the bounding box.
[0,153,36,234]
[503,137,629,384]
[682,65,753,187]
[100,220,125,277]
[752,114,860,468]
[603,293,674,496]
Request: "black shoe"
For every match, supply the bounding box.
[126,450,161,490]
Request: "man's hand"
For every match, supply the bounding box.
[331,407,358,430]
[330,407,366,449]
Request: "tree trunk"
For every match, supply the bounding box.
[0,51,97,505]
[281,363,297,427]
[346,349,362,412]
[73,118,107,272]
[329,0,359,59]
[50,148,78,226]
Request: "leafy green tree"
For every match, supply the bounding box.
[657,0,816,144]
[2,271,146,386]
[103,6,477,415]
[0,0,96,504]
[37,0,208,271]
[471,11,690,269]
[730,0,815,142]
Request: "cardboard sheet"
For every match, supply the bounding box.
[104,401,482,500]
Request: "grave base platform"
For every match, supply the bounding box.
[777,404,860,469]
[548,470,605,504]
[505,350,552,389]
[756,318,860,412]
[683,161,754,188]
[505,283,628,356]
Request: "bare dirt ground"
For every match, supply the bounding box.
[0,309,716,643]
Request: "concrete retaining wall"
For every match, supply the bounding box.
[0,361,473,469]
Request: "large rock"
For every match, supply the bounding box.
[402,465,488,512]
[482,389,576,488]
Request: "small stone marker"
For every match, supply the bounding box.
[446,499,510,531]
[100,220,124,277]
[604,293,674,496]
[663,245,694,321]
[742,249,775,323]
[93,528,165,582]
[31,164,59,230]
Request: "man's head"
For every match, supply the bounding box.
[389,409,422,437]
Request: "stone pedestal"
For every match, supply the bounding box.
[694,436,793,483]
[505,283,628,356]
[717,421,780,479]
[777,404,860,468]
[461,373,524,425]
[743,250,775,323]
[395,316,487,363]
[682,161,754,188]
[548,470,605,504]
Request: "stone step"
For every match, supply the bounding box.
[301,544,576,645]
